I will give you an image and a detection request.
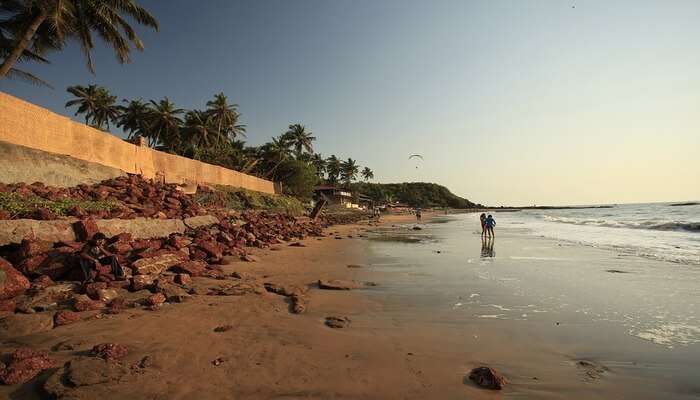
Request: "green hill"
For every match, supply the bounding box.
[350,182,481,209]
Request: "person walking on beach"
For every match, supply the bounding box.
[485,214,496,238]
[479,213,487,236]
[415,207,422,221]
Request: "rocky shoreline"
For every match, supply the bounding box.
[0,176,371,390]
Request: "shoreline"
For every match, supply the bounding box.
[2,211,694,399]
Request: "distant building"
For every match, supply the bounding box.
[314,185,353,206]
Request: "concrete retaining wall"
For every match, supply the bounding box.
[0,215,219,246]
[0,91,274,194]
[0,140,127,187]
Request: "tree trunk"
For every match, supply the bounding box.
[0,9,48,78]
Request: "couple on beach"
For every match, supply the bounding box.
[480,213,496,238]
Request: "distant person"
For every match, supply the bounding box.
[79,233,125,283]
[479,213,487,236]
[415,207,422,221]
[485,214,496,238]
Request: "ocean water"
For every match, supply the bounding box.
[496,202,700,265]
[364,208,700,397]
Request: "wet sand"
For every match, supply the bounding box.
[2,212,694,399]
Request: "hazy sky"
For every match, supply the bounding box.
[1,0,699,206]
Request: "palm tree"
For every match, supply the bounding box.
[340,158,359,186]
[361,167,374,181]
[146,97,184,150]
[92,87,119,130]
[310,153,327,179]
[66,84,118,130]
[261,135,293,179]
[184,110,217,157]
[326,155,341,184]
[0,14,53,87]
[283,124,315,158]
[0,2,61,86]
[0,0,158,79]
[117,98,150,139]
[65,84,101,125]
[205,92,246,142]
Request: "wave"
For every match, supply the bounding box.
[542,215,700,233]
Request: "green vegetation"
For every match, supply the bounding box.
[276,160,318,200]
[62,85,376,200]
[349,182,480,209]
[195,187,306,216]
[0,192,119,217]
[0,0,158,81]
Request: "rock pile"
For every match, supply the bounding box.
[0,211,326,326]
[0,174,204,220]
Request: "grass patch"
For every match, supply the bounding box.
[195,186,306,216]
[0,192,119,217]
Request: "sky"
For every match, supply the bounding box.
[1,0,699,206]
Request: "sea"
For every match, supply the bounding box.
[364,203,700,398]
[499,202,700,266]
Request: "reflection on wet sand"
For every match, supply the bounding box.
[481,237,495,258]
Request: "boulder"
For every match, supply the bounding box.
[85,282,108,299]
[91,343,128,362]
[318,279,365,290]
[54,310,81,326]
[131,252,185,275]
[0,313,54,338]
[171,260,207,277]
[154,280,191,303]
[95,288,120,303]
[0,347,54,385]
[325,316,351,329]
[73,294,105,312]
[183,215,219,229]
[0,257,30,300]
[144,292,166,307]
[44,357,128,395]
[73,218,99,241]
[131,274,157,291]
[468,366,506,390]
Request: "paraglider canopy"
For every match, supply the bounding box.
[409,154,423,169]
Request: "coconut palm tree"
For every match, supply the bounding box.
[261,135,293,179]
[92,87,119,130]
[184,110,217,157]
[117,98,150,139]
[283,124,315,158]
[0,0,159,79]
[361,167,374,181]
[65,84,118,129]
[326,155,341,184]
[0,2,60,86]
[65,84,101,125]
[0,16,52,87]
[310,153,327,179]
[340,158,359,186]
[205,92,246,142]
[146,97,184,151]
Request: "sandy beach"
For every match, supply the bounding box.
[3,211,695,399]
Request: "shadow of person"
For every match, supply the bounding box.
[480,237,495,258]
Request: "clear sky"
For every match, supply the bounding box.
[1,0,699,206]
